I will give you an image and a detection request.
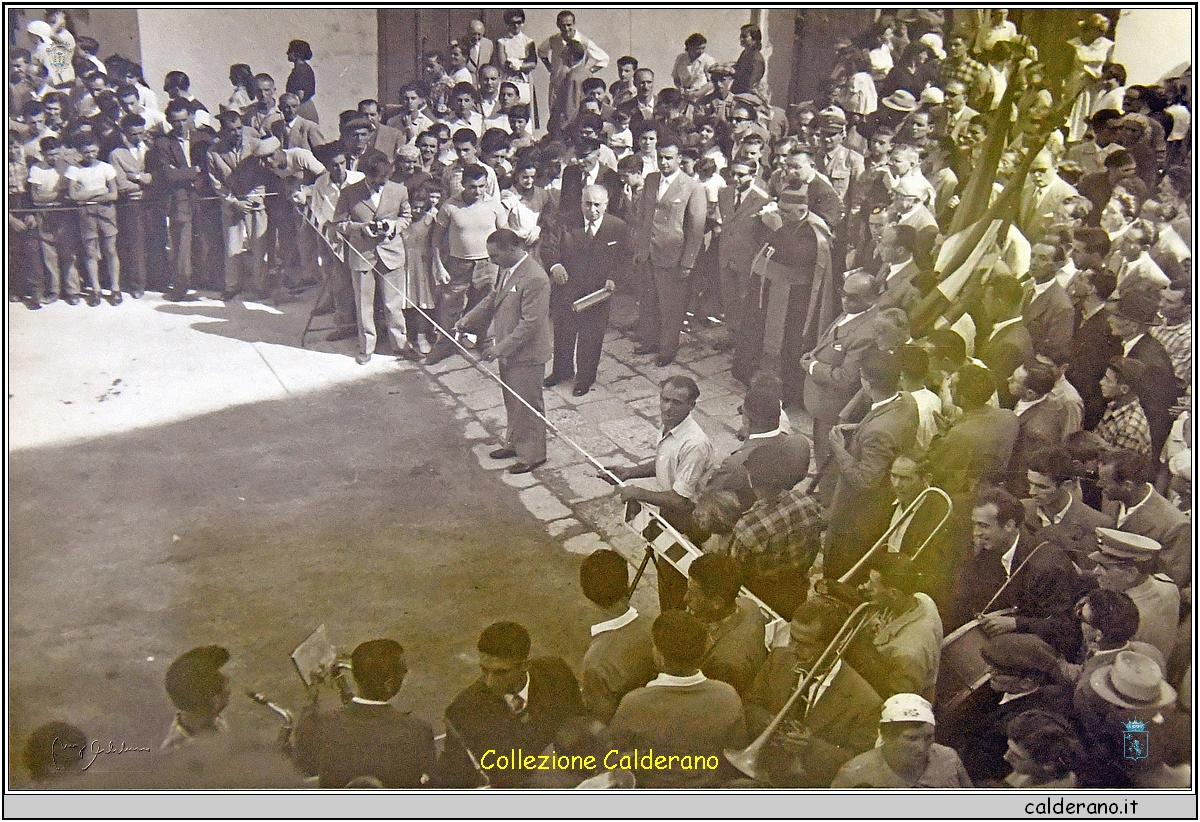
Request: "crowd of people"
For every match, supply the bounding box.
[13,8,1193,791]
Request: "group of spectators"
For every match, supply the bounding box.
[13,7,1193,792]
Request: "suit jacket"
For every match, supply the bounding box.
[461,253,552,364]
[206,127,281,199]
[1022,496,1113,567]
[801,309,879,423]
[927,406,1020,494]
[109,144,151,199]
[333,179,412,272]
[1126,334,1182,456]
[292,701,435,788]
[1023,281,1075,360]
[635,171,708,270]
[875,259,923,313]
[440,656,584,788]
[830,393,920,531]
[715,182,771,272]
[148,131,212,219]
[1103,489,1191,588]
[977,320,1035,408]
[747,651,881,788]
[273,115,325,153]
[542,214,630,305]
[1009,395,1070,480]
[367,123,406,162]
[557,164,622,230]
[701,601,768,696]
[1017,175,1078,244]
[1066,306,1122,429]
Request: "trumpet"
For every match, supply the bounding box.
[724,600,880,781]
[837,486,953,585]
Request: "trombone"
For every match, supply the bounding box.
[837,485,954,584]
[724,600,880,781]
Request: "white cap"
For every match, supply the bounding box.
[879,693,936,725]
[919,33,947,60]
[920,87,945,106]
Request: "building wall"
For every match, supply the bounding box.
[1111,7,1193,85]
[136,8,378,130]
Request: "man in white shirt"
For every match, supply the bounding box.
[305,146,363,342]
[64,132,120,305]
[538,10,609,116]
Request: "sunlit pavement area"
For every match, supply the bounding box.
[6,287,788,787]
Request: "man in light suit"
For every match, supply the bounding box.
[458,228,552,473]
[1016,151,1078,246]
[462,20,494,85]
[542,184,629,396]
[1024,242,1076,361]
[333,150,414,364]
[799,270,881,470]
[206,107,281,301]
[358,99,406,162]
[632,137,708,366]
[825,348,919,581]
[715,160,770,350]
[1099,449,1191,591]
[1022,446,1114,569]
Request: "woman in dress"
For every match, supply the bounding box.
[1065,14,1115,142]
[286,39,319,124]
[226,63,257,115]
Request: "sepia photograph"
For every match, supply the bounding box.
[5,5,1194,817]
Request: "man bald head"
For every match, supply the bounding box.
[842,270,879,314]
[581,184,609,227]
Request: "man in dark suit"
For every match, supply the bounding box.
[746,596,882,787]
[977,272,1034,408]
[1023,446,1114,570]
[440,621,584,788]
[1105,290,1182,458]
[1065,261,1121,429]
[825,349,919,581]
[631,136,708,366]
[607,610,747,788]
[458,229,552,473]
[926,362,1019,495]
[333,150,415,364]
[715,160,770,350]
[292,639,435,788]
[358,98,405,161]
[541,183,629,396]
[1024,242,1076,361]
[799,270,881,471]
[556,135,621,231]
[149,100,210,300]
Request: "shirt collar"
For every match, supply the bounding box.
[1038,494,1072,526]
[647,670,707,688]
[659,168,680,188]
[661,412,699,441]
[1121,333,1145,356]
[747,426,783,441]
[504,673,531,711]
[988,316,1024,340]
[998,687,1039,705]
[1013,395,1047,416]
[351,696,391,706]
[871,392,901,411]
[836,310,865,327]
[590,606,639,637]
[1030,278,1056,298]
[887,260,910,281]
[1119,484,1154,520]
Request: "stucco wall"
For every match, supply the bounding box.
[136,8,378,130]
[1112,7,1193,85]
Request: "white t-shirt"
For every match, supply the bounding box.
[27,163,64,202]
[64,162,116,201]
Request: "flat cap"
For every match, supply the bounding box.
[880,693,935,725]
[981,633,1060,678]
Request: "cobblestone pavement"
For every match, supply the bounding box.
[418,293,815,618]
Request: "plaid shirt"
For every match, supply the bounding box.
[1151,321,1191,384]
[940,57,986,102]
[1095,395,1153,456]
[729,489,823,576]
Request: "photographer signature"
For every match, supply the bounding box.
[52,737,151,770]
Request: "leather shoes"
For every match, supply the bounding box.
[424,340,456,365]
[167,289,200,302]
[64,294,81,306]
[654,353,676,368]
[572,383,591,397]
[131,290,144,299]
[543,374,569,388]
[220,289,241,301]
[25,297,42,310]
[489,447,518,460]
[355,352,372,365]
[325,327,356,342]
[109,290,123,305]
[85,292,102,307]
[507,459,546,474]
[395,346,421,362]
[633,343,659,356]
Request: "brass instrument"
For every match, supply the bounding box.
[724,600,880,781]
[837,486,954,585]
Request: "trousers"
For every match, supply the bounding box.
[498,359,546,464]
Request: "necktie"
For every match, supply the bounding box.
[587,221,596,237]
[734,190,742,211]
